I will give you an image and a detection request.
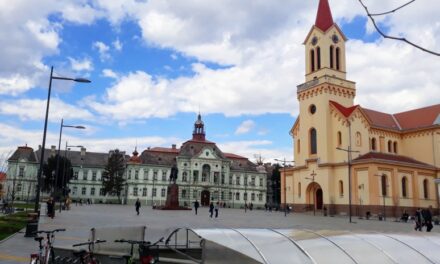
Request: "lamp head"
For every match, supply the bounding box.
[73,78,91,83]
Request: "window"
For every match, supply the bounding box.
[144,172,148,180]
[100,188,105,196]
[330,46,334,68]
[310,128,317,154]
[244,176,248,186]
[371,138,377,151]
[161,171,166,181]
[193,171,199,182]
[92,171,97,181]
[310,49,315,72]
[337,131,342,146]
[16,183,22,192]
[229,192,233,200]
[19,167,24,177]
[193,190,198,199]
[202,165,210,182]
[153,171,158,180]
[339,180,344,197]
[142,187,147,197]
[82,187,86,195]
[135,170,139,180]
[251,177,255,186]
[72,187,77,195]
[356,132,362,146]
[221,191,224,200]
[229,175,233,185]
[251,193,255,201]
[152,188,157,197]
[182,189,187,198]
[309,104,316,114]
[213,172,219,184]
[161,188,166,197]
[258,193,263,201]
[298,182,301,197]
[133,187,138,196]
[316,47,321,69]
[244,192,248,201]
[221,174,225,184]
[423,179,429,199]
[388,140,392,153]
[236,176,240,186]
[401,177,408,198]
[91,187,95,196]
[381,175,387,196]
[393,141,398,154]
[336,47,340,70]
[128,170,132,180]
[259,178,263,187]
[74,171,79,180]
[297,139,301,153]
[182,172,188,182]
[236,192,240,200]
[83,173,88,181]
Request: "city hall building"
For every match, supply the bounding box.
[6,114,267,207]
[282,0,440,217]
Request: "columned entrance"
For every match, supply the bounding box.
[201,190,210,206]
[306,182,323,211]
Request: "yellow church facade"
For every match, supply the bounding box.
[282,0,440,217]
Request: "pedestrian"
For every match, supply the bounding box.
[264,203,268,211]
[422,207,433,232]
[194,200,200,215]
[250,202,253,211]
[414,208,423,231]
[46,197,55,219]
[135,198,141,215]
[215,202,219,218]
[209,202,214,218]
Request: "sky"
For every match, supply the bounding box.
[1,0,439,168]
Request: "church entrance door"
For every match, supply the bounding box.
[316,188,323,210]
[201,190,210,206]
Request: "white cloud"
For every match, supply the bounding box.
[235,120,255,135]
[93,41,111,61]
[102,69,119,79]
[68,57,93,72]
[113,39,123,51]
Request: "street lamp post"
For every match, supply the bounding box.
[34,67,90,213]
[306,170,317,216]
[275,158,294,217]
[59,143,83,212]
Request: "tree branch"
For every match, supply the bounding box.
[358,0,440,56]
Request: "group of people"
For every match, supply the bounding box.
[414,207,434,232]
[193,200,220,218]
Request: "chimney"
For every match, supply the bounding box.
[172,144,176,150]
[80,147,86,156]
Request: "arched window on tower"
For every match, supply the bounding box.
[423,179,429,199]
[298,182,301,197]
[316,47,321,69]
[310,50,315,72]
[297,139,300,154]
[381,175,387,196]
[388,140,392,153]
[330,46,334,69]
[356,132,362,146]
[339,180,344,197]
[336,47,340,70]
[371,138,377,151]
[393,141,398,154]
[310,128,317,155]
[337,131,342,147]
[401,177,408,198]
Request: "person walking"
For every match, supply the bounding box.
[209,202,214,218]
[422,207,433,232]
[215,202,219,218]
[135,198,141,215]
[194,200,200,215]
[46,197,55,219]
[414,208,423,231]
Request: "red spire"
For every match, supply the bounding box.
[315,0,334,32]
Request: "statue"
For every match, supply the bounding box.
[170,165,178,184]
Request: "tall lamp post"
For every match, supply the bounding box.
[275,158,294,217]
[34,67,90,213]
[59,143,83,213]
[55,119,85,202]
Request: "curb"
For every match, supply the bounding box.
[0,227,25,244]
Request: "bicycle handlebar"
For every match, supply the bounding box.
[115,237,164,246]
[32,228,66,235]
[72,239,106,247]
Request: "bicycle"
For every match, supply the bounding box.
[72,239,106,264]
[29,228,66,264]
[114,237,163,264]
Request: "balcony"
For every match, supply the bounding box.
[297,75,356,93]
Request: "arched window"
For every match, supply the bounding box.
[310,128,317,154]
[298,182,301,197]
[401,177,408,198]
[236,192,240,200]
[336,47,340,70]
[393,141,398,154]
[310,50,315,72]
[339,180,344,196]
[381,175,387,196]
[297,139,300,153]
[388,140,392,153]
[202,164,210,182]
[371,138,377,151]
[337,131,342,146]
[316,47,321,69]
[423,179,429,199]
[330,46,334,69]
[356,132,362,146]
[182,172,187,182]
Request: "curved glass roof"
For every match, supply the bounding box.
[185,228,440,264]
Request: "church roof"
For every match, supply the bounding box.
[315,0,334,32]
[224,153,248,160]
[353,152,437,170]
[148,147,180,154]
[8,146,38,162]
[330,101,359,118]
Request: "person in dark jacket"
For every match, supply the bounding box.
[135,198,141,215]
[194,200,200,215]
[209,202,214,218]
[46,197,55,219]
[422,207,433,232]
[414,208,423,231]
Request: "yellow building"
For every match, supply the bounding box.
[282,0,440,217]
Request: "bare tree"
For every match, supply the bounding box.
[253,154,265,165]
[358,0,440,56]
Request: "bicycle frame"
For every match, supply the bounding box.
[30,229,65,264]
[72,239,106,264]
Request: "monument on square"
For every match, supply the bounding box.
[159,164,190,210]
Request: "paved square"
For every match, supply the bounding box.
[0,204,438,263]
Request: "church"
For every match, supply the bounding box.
[6,114,267,208]
[283,0,440,217]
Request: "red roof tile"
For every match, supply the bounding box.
[330,101,358,118]
[147,147,180,154]
[0,172,6,181]
[361,108,400,130]
[224,153,248,160]
[353,152,436,169]
[394,104,440,130]
[315,0,334,32]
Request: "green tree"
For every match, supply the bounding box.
[42,155,73,195]
[101,149,126,203]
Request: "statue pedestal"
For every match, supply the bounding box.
[158,183,191,210]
